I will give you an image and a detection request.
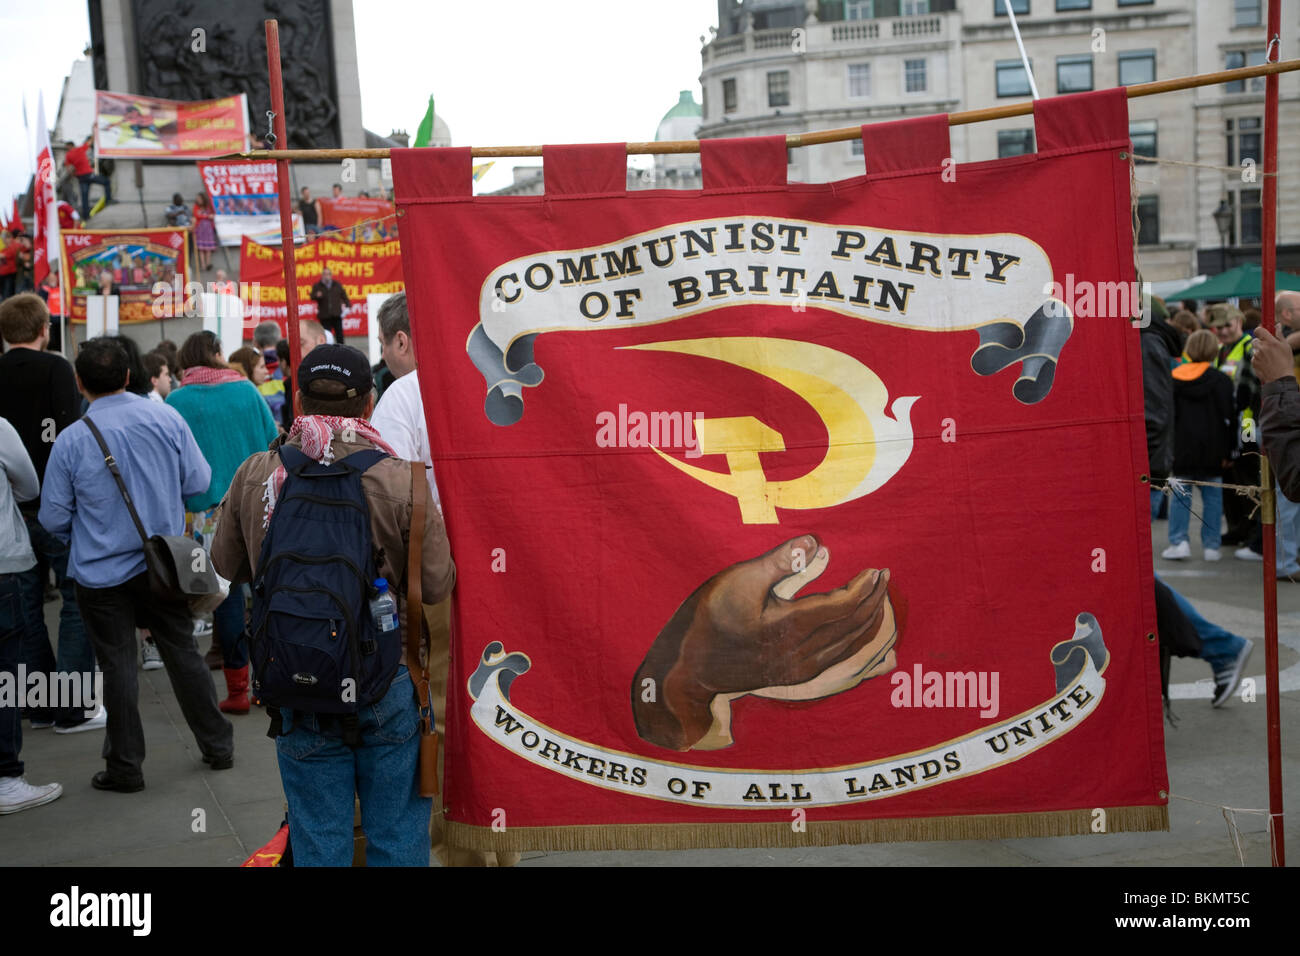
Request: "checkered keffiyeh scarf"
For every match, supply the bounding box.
[260,415,398,528]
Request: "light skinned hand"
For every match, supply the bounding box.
[1251,326,1295,384]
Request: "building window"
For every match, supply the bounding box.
[767,71,790,108]
[1118,50,1156,86]
[997,129,1035,157]
[1056,55,1093,93]
[1129,120,1157,163]
[1056,0,1090,9]
[901,0,930,13]
[995,0,1030,14]
[848,63,871,98]
[850,138,864,158]
[723,78,737,113]
[1136,196,1160,245]
[1238,189,1262,245]
[1226,117,1262,169]
[996,59,1034,97]
[845,0,874,18]
[1117,0,1154,5]
[1233,0,1262,27]
[904,58,927,93]
[1225,50,1267,93]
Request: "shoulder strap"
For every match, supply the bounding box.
[82,416,150,545]
[407,461,433,717]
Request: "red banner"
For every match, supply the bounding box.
[238,235,404,337]
[94,91,249,159]
[60,228,189,324]
[392,92,1168,851]
[318,197,398,240]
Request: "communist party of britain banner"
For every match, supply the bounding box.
[94,91,249,159]
[238,235,404,337]
[392,88,1168,851]
[198,160,304,246]
[60,228,188,324]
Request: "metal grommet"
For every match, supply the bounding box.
[1119,151,1128,159]
[1146,632,1156,642]
[1139,474,1150,483]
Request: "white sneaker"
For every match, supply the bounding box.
[193,618,213,639]
[0,776,64,814]
[1204,548,1222,561]
[1161,541,1191,560]
[1235,547,1264,562]
[53,703,107,734]
[140,639,163,671]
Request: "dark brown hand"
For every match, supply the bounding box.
[632,535,890,751]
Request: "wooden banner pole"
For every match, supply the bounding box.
[265,19,302,410]
[1260,0,1285,869]
[236,58,1300,162]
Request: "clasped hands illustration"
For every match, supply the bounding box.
[632,534,898,751]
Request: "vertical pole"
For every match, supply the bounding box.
[1259,0,1284,868]
[266,19,301,411]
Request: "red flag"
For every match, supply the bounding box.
[33,92,58,284]
[391,90,1167,850]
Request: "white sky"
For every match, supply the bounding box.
[0,0,716,207]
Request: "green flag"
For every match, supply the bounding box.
[413,96,435,148]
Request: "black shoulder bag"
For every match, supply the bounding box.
[83,415,220,605]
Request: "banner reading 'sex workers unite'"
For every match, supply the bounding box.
[393,90,1167,852]
[238,235,404,337]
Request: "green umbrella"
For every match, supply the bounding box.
[413,96,435,148]
[1163,263,1300,302]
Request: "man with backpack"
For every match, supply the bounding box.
[212,344,455,866]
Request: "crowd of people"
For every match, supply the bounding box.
[1141,291,1300,713]
[0,290,489,864]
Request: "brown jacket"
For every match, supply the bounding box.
[211,433,455,669]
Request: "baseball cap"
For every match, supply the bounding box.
[1207,304,1243,328]
[297,344,372,400]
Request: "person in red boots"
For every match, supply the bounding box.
[166,332,279,713]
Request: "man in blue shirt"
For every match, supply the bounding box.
[39,338,233,792]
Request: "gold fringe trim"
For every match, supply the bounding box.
[443,805,1168,853]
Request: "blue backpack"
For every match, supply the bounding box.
[250,445,401,746]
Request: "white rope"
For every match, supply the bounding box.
[1004,3,1040,100]
[1168,793,1277,867]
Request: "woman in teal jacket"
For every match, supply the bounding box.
[167,331,279,713]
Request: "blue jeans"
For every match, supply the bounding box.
[1,572,29,778]
[276,667,431,866]
[18,515,94,726]
[1277,488,1300,576]
[1155,573,1247,674]
[213,584,248,669]
[1167,478,1223,550]
[77,172,111,219]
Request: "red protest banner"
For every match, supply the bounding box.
[392,91,1168,851]
[94,92,249,159]
[318,197,398,240]
[60,227,189,324]
[239,235,404,337]
[198,159,302,246]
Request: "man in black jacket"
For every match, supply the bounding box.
[310,268,350,344]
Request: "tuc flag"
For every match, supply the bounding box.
[60,227,188,324]
[238,235,404,337]
[392,89,1168,852]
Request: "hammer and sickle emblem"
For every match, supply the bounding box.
[621,337,918,523]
